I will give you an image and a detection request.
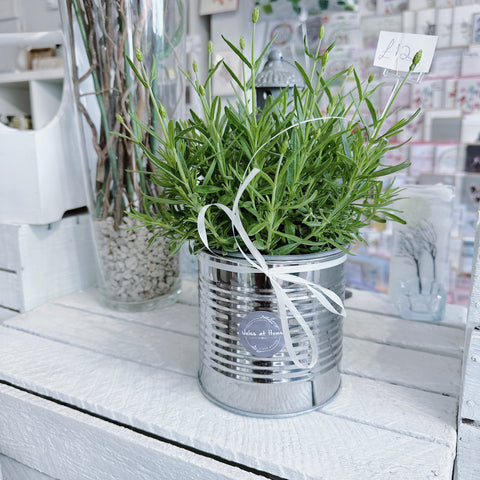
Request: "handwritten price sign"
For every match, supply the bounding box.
[374,31,438,73]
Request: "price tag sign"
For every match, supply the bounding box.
[374,31,438,73]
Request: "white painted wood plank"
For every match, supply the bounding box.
[466,212,480,333]
[456,423,480,480]
[344,308,464,357]
[343,336,462,396]
[0,384,261,480]
[0,327,458,479]
[0,271,21,311]
[5,303,198,377]
[321,374,458,449]
[0,224,21,271]
[0,216,95,312]
[345,288,467,328]
[460,328,480,422]
[463,212,480,370]
[0,308,15,323]
[0,455,54,480]
[19,215,95,311]
[53,288,199,336]
[5,301,462,396]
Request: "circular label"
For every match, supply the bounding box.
[239,311,285,358]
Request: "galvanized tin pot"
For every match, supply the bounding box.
[198,248,346,417]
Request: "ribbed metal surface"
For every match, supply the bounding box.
[198,249,345,417]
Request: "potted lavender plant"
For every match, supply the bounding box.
[120,8,421,415]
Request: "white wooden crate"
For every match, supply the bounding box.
[0,212,95,312]
[0,288,466,480]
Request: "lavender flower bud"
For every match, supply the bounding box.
[411,50,422,71]
[252,7,259,24]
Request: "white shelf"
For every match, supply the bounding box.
[0,67,63,85]
[0,30,62,47]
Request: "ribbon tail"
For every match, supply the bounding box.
[273,280,318,370]
[197,204,213,251]
[274,271,346,317]
[306,284,346,317]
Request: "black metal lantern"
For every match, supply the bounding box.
[255,49,305,109]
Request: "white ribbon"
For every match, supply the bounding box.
[197,168,346,370]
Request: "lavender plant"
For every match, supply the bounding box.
[120,8,421,256]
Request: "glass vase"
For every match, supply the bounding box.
[60,0,186,311]
[389,185,454,322]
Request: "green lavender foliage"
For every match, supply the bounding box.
[120,10,420,255]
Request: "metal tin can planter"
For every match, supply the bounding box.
[198,249,346,417]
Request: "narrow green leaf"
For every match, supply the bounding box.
[364,97,377,124]
[222,62,244,90]
[247,221,267,236]
[195,184,223,194]
[221,35,252,68]
[294,61,314,91]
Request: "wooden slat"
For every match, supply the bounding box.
[0,271,21,311]
[0,308,15,323]
[0,384,261,480]
[456,423,480,480]
[321,374,458,449]
[460,328,480,422]
[5,303,198,376]
[456,212,480,479]
[53,289,199,336]
[343,336,461,396]
[0,216,96,312]
[0,455,54,480]
[0,224,21,271]
[344,308,464,357]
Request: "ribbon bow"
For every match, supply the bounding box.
[197,167,346,370]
